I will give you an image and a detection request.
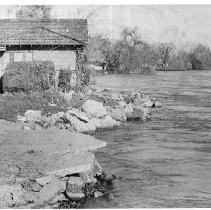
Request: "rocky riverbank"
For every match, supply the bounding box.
[0,88,162,208]
[16,87,162,133]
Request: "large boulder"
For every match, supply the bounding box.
[65,113,96,133]
[37,176,66,204]
[65,177,86,201]
[66,177,84,193]
[79,159,102,184]
[45,152,101,177]
[109,108,127,122]
[80,171,97,184]
[89,115,121,130]
[24,110,42,122]
[49,112,65,124]
[35,112,65,129]
[0,129,106,182]
[154,101,163,108]
[82,100,108,118]
[129,106,151,121]
[66,108,89,123]
[123,103,134,118]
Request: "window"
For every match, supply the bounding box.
[14,52,24,62]
[25,52,33,61]
[8,51,33,63]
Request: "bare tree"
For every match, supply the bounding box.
[117,27,144,73]
[156,42,175,68]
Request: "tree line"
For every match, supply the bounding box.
[87,28,211,73]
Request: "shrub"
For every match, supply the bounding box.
[140,65,156,74]
[58,67,90,92]
[169,58,187,71]
[81,65,91,86]
[3,61,55,93]
[58,69,75,92]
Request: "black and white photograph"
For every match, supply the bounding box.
[0,1,210,208]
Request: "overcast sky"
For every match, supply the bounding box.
[1,5,211,47]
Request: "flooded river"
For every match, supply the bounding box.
[84,71,211,208]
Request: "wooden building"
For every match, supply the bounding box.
[0,19,88,77]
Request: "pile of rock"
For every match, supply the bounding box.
[0,154,114,209]
[0,127,112,208]
[85,89,162,122]
[16,89,162,133]
[17,100,121,133]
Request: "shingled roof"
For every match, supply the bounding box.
[0,19,88,46]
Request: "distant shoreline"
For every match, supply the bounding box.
[156,69,211,71]
[93,69,211,76]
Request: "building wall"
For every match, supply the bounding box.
[0,52,9,77]
[0,48,76,77]
[33,50,76,71]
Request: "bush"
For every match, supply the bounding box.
[81,65,91,86]
[169,58,187,71]
[58,66,90,92]
[3,61,55,93]
[58,69,75,92]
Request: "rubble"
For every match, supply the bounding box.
[12,89,162,133]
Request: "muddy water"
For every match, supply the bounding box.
[84,71,211,208]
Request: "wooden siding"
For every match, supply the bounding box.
[0,52,9,76]
[33,50,76,70]
[0,50,76,76]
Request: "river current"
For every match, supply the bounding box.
[84,71,211,208]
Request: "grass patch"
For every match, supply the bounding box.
[0,91,72,122]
